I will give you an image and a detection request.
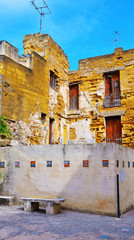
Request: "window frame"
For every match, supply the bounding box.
[50,70,57,89]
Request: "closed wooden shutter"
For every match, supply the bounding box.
[105,76,112,96]
[69,84,79,110]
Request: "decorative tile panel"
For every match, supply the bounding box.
[83,160,89,167]
[31,161,36,167]
[0,161,6,168]
[47,161,52,167]
[64,160,70,167]
[15,161,21,168]
[102,160,109,167]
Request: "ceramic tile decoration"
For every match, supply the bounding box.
[64,160,70,167]
[0,161,6,168]
[31,161,36,167]
[102,160,109,167]
[15,161,20,168]
[47,161,52,167]
[83,160,89,167]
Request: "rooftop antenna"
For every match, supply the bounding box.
[31,0,51,34]
[114,31,120,48]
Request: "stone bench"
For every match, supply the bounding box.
[21,197,65,215]
[0,196,15,206]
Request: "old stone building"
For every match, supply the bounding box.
[0,33,134,148]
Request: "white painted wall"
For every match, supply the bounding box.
[0,143,134,216]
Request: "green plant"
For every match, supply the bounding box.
[0,116,12,139]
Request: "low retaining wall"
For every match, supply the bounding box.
[0,143,133,216]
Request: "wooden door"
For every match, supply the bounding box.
[106,116,122,144]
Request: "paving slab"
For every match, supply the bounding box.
[0,205,134,240]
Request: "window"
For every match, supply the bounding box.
[50,71,57,89]
[103,71,121,107]
[106,116,122,144]
[41,113,46,124]
[49,118,55,144]
[69,84,79,110]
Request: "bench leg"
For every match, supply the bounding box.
[46,202,61,215]
[24,201,39,211]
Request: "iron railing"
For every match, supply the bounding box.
[103,94,121,107]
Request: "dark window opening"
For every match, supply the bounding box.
[69,84,79,110]
[41,113,46,124]
[49,118,55,144]
[103,71,121,107]
[122,161,125,168]
[50,71,57,89]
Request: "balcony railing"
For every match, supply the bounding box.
[103,94,121,107]
[106,138,122,145]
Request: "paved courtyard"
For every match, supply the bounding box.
[0,205,134,240]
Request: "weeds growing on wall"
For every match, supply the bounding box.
[0,116,12,139]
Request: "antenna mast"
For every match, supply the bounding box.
[31,0,51,33]
[114,31,120,48]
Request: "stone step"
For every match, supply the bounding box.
[0,196,15,206]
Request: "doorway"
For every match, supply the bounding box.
[106,116,122,144]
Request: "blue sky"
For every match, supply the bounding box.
[0,0,134,70]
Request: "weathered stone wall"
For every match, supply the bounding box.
[0,143,133,216]
[68,48,134,148]
[23,33,70,144]
[0,52,49,145]
[0,35,134,148]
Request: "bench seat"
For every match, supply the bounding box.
[0,196,15,206]
[21,197,65,215]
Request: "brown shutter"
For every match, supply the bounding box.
[69,84,79,110]
[105,76,112,96]
[112,72,120,96]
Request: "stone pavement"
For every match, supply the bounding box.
[0,206,134,240]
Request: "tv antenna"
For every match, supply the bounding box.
[114,31,120,48]
[31,0,51,33]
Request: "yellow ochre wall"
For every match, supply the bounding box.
[0,35,134,149]
[0,51,49,145]
[68,48,134,149]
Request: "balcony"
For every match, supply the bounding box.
[103,94,121,108]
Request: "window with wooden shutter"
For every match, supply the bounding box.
[50,71,57,89]
[69,84,79,110]
[103,71,121,107]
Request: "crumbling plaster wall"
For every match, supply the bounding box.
[23,33,70,144]
[0,35,134,148]
[68,48,134,148]
[0,52,50,145]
